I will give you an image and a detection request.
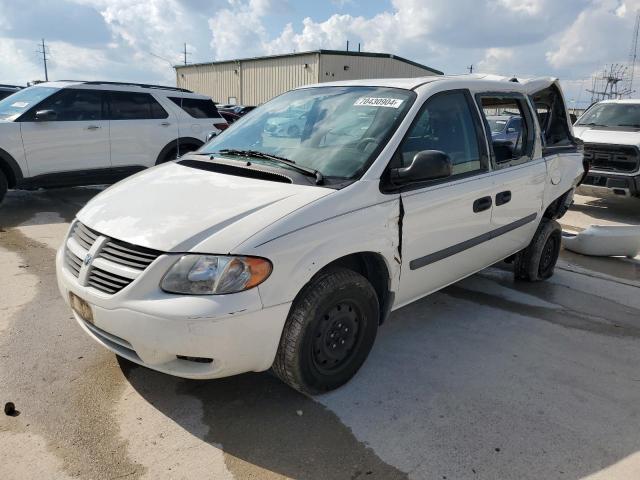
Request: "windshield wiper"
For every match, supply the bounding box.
[615,123,640,128]
[577,122,607,127]
[215,149,324,185]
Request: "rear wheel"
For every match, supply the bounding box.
[514,218,562,281]
[0,170,7,204]
[272,268,379,395]
[158,143,200,164]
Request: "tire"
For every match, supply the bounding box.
[158,143,199,164]
[514,218,562,282]
[0,169,7,204]
[272,268,379,395]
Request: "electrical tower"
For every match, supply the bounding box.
[625,9,640,97]
[36,38,50,82]
[587,64,630,103]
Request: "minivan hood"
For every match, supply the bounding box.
[77,162,334,253]
[573,125,640,146]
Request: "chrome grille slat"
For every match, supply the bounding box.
[64,221,163,295]
[99,251,151,269]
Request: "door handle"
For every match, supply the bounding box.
[473,196,493,213]
[86,125,101,130]
[496,190,512,206]
[160,122,171,126]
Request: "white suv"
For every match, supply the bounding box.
[0,81,228,203]
[56,75,585,394]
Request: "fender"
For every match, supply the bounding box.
[0,147,24,187]
[155,137,204,165]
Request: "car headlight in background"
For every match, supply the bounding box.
[161,255,272,294]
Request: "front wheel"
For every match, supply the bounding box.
[514,218,562,281]
[0,170,7,204]
[272,268,379,395]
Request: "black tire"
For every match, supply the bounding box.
[0,170,7,204]
[514,218,562,282]
[272,268,379,395]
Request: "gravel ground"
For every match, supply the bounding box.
[1,189,639,480]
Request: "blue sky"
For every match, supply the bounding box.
[1,0,640,107]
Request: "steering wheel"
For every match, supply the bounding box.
[356,137,379,152]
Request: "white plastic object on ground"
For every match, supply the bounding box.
[562,225,640,258]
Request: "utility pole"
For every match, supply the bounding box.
[182,42,191,66]
[37,38,49,81]
[467,64,473,74]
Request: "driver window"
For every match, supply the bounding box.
[27,89,103,121]
[399,91,482,176]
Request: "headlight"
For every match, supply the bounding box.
[161,255,272,295]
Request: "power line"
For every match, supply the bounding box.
[36,38,50,81]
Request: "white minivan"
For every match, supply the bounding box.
[56,75,585,394]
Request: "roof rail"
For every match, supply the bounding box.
[57,80,192,93]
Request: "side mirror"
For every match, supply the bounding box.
[34,109,57,121]
[390,150,452,185]
[205,131,218,142]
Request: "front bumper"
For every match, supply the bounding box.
[56,247,291,379]
[577,171,640,198]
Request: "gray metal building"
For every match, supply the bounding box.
[175,50,443,106]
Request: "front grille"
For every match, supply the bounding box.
[64,220,162,295]
[583,144,640,173]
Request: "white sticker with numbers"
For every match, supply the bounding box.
[353,97,404,108]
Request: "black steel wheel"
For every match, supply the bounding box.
[272,268,379,395]
[514,218,562,282]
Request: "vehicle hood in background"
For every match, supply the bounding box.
[77,162,334,253]
[573,126,640,146]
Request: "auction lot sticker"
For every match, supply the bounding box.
[354,97,404,108]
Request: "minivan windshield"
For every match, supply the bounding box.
[0,86,58,121]
[576,102,640,128]
[201,86,415,179]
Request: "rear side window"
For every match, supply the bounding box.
[109,91,168,120]
[23,88,104,122]
[168,97,221,119]
[477,95,534,167]
[400,91,484,176]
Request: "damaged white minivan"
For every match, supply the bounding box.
[56,75,585,394]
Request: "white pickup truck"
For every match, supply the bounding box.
[574,99,640,198]
[56,75,585,394]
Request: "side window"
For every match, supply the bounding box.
[399,91,484,176]
[109,92,168,120]
[478,95,533,166]
[168,97,221,119]
[26,89,103,121]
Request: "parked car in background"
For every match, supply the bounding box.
[487,114,522,144]
[573,99,640,198]
[0,84,23,101]
[0,80,228,203]
[219,110,241,124]
[218,104,256,116]
[56,75,584,395]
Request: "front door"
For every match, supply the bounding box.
[19,88,110,177]
[394,90,496,307]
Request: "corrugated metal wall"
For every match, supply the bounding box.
[319,54,437,82]
[241,53,318,105]
[176,53,438,105]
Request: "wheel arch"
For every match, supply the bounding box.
[0,147,23,188]
[543,188,573,220]
[155,137,204,165]
[296,251,394,325]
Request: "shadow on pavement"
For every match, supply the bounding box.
[119,358,407,480]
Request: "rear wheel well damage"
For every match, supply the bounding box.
[313,252,393,325]
[543,189,573,220]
